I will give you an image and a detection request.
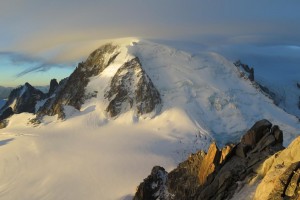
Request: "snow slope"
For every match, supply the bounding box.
[0,38,299,200]
[255,74,300,119]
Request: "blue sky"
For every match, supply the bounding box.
[0,53,73,86]
[0,0,299,86]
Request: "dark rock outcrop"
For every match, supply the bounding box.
[234,60,254,81]
[0,82,46,114]
[134,166,169,200]
[0,82,48,128]
[105,57,161,117]
[0,107,13,121]
[241,119,272,147]
[133,119,285,200]
[0,107,13,129]
[48,79,59,96]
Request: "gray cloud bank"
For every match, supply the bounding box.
[0,0,299,78]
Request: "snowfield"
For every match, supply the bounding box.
[0,38,299,200]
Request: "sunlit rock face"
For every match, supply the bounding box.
[134,119,286,200]
[255,135,300,200]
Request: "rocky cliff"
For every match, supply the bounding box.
[105,57,161,117]
[133,119,293,200]
[254,134,300,199]
[36,44,120,119]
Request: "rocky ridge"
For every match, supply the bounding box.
[0,82,48,128]
[234,60,282,106]
[105,57,161,117]
[234,60,254,81]
[133,119,298,200]
[254,134,300,199]
[36,43,120,119]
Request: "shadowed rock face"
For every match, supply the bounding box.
[37,44,120,119]
[105,57,161,118]
[0,82,48,128]
[133,119,285,200]
[0,107,13,128]
[48,79,59,96]
[234,60,254,81]
[241,119,272,147]
[0,82,46,115]
[134,166,169,200]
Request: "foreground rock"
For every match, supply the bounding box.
[134,166,169,200]
[133,119,286,200]
[255,135,300,199]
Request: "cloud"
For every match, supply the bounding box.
[15,63,69,78]
[1,0,300,57]
[0,51,73,79]
[0,0,300,85]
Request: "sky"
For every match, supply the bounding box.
[0,0,300,86]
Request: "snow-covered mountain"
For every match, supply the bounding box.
[0,38,299,200]
[0,82,46,114]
